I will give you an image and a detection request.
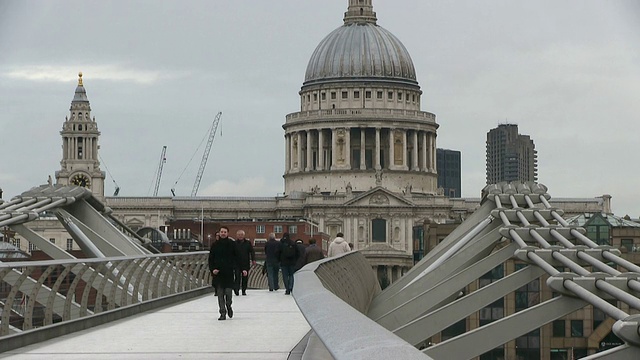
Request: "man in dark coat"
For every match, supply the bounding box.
[294,239,307,272]
[209,226,245,320]
[303,238,325,265]
[277,232,299,295]
[264,232,280,291]
[234,230,256,296]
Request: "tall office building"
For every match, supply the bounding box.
[436,148,461,198]
[486,124,537,185]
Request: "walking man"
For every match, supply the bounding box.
[209,226,245,320]
[264,232,280,291]
[234,230,256,296]
[303,238,325,265]
[294,239,307,272]
[278,232,299,295]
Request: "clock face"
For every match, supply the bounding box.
[71,174,90,188]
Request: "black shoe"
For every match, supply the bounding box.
[234,290,239,296]
[242,291,247,296]
[227,307,233,318]
[269,289,273,292]
[218,315,226,321]
[285,290,291,295]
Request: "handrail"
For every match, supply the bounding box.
[0,252,211,338]
[293,252,430,359]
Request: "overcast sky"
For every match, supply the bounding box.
[1,1,639,216]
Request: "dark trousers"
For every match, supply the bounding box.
[234,269,248,293]
[266,263,280,291]
[281,265,295,292]
[216,286,232,315]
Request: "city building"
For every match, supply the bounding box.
[486,124,538,185]
[8,1,609,289]
[436,148,461,198]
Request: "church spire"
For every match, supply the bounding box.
[56,72,105,200]
[343,0,377,25]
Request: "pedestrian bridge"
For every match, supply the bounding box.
[2,183,640,359]
[0,289,310,359]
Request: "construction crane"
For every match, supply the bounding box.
[99,154,121,196]
[152,146,167,197]
[191,112,222,197]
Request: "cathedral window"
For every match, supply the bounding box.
[365,91,371,99]
[398,92,402,101]
[79,124,83,131]
[354,91,360,99]
[341,91,348,99]
[372,219,387,242]
[377,91,383,99]
[321,92,326,100]
[412,94,416,102]
[307,94,311,102]
[388,91,393,100]
[313,93,318,101]
[331,92,336,100]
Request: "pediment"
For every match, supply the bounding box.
[125,217,145,226]
[344,187,414,207]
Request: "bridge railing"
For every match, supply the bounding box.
[293,251,430,360]
[0,252,211,350]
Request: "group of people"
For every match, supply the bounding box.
[264,232,324,295]
[208,227,352,321]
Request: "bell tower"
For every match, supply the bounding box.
[55,72,105,200]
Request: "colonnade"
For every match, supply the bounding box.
[285,127,436,173]
[63,136,98,161]
[374,264,409,286]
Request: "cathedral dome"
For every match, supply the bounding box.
[304,3,417,87]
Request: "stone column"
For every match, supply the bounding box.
[306,130,312,171]
[297,132,303,171]
[386,266,393,285]
[331,128,337,169]
[402,129,408,170]
[412,130,418,171]
[422,131,428,171]
[285,134,291,173]
[431,133,437,172]
[388,129,395,170]
[375,127,381,170]
[318,129,324,171]
[426,133,432,172]
[360,128,366,170]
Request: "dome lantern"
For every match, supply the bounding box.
[343,0,377,25]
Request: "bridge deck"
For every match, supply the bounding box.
[0,290,310,360]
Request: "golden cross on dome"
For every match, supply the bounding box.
[78,72,83,86]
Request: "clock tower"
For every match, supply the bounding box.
[55,72,105,200]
